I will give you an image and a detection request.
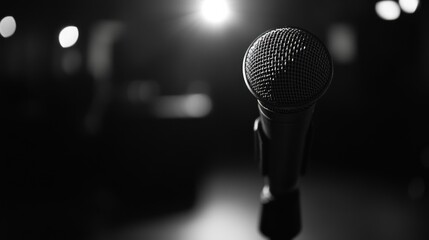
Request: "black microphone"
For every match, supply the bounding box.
[242,27,333,239]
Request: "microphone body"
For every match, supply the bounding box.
[255,103,314,239]
[242,27,333,239]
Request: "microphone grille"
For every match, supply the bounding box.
[243,27,333,111]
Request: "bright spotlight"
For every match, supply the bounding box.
[59,26,79,48]
[399,0,419,14]
[200,0,231,24]
[375,1,401,21]
[0,16,17,38]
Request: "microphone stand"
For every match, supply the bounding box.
[253,106,315,240]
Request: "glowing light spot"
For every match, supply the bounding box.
[399,0,419,14]
[59,26,79,48]
[375,1,401,21]
[154,94,212,118]
[327,24,357,64]
[260,185,273,203]
[184,94,212,117]
[0,16,17,38]
[200,0,231,24]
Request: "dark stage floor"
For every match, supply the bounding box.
[95,159,429,240]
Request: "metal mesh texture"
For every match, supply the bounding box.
[243,27,333,112]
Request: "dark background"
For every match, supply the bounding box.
[1,1,428,239]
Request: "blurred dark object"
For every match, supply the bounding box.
[0,77,205,240]
[0,4,207,240]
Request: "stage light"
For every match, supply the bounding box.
[0,16,16,38]
[399,0,419,14]
[59,26,79,48]
[200,0,231,24]
[375,1,401,21]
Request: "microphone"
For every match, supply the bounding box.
[242,27,333,239]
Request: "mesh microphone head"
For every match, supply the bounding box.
[243,27,333,113]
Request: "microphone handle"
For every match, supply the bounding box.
[254,104,315,239]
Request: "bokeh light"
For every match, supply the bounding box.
[327,24,357,64]
[375,1,401,21]
[0,16,17,38]
[154,94,212,118]
[58,26,79,48]
[399,0,419,14]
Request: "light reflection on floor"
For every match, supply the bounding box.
[108,163,429,240]
[110,165,264,240]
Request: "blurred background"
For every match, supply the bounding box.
[1,0,428,239]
